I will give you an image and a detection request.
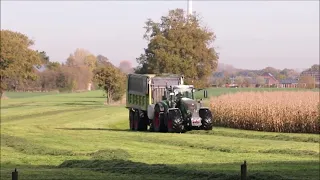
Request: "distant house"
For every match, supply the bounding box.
[225,83,239,88]
[278,78,299,88]
[261,72,279,87]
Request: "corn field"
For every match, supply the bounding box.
[210,91,320,134]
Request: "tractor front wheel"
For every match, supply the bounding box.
[199,109,213,130]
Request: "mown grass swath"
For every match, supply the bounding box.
[1,90,319,180]
[210,91,320,133]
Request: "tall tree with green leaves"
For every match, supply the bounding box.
[93,65,126,104]
[135,8,219,88]
[0,30,42,98]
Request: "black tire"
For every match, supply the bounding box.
[199,109,213,130]
[167,109,185,133]
[133,110,148,131]
[153,105,166,132]
[129,109,134,130]
[140,111,148,131]
[133,110,139,131]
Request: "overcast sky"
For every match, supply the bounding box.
[1,1,319,70]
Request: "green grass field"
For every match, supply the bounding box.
[1,89,319,180]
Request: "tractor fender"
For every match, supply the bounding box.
[149,103,166,119]
[199,107,213,118]
[167,107,180,112]
[166,108,181,115]
[147,104,155,120]
[156,102,167,112]
[199,107,210,111]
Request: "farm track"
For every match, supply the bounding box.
[1,90,319,180]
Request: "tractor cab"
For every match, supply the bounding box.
[165,85,195,99]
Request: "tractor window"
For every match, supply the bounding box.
[174,88,193,99]
[183,91,193,99]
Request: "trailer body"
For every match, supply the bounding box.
[126,74,183,111]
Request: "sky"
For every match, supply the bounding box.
[1,0,319,70]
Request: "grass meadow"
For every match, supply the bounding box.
[1,88,319,180]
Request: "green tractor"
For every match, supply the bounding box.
[126,73,213,133]
[149,84,213,133]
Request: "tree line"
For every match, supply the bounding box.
[1,8,220,101]
[0,30,132,102]
[2,8,314,101]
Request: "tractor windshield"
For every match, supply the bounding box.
[173,88,193,99]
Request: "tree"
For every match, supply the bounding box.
[135,8,219,88]
[66,48,92,67]
[84,54,97,71]
[299,75,315,89]
[0,30,42,98]
[73,48,91,65]
[119,60,133,74]
[66,54,76,66]
[93,65,126,104]
[310,64,319,72]
[243,77,252,87]
[46,62,61,71]
[235,76,244,87]
[256,76,266,87]
[37,50,50,64]
[96,55,111,67]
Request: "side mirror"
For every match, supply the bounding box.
[204,90,208,98]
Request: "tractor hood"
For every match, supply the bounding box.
[181,97,202,126]
[181,98,198,112]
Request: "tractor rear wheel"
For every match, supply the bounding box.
[167,109,185,133]
[199,109,213,130]
[153,105,166,132]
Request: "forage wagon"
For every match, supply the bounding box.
[125,73,213,133]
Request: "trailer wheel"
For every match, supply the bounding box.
[140,111,148,131]
[133,110,148,131]
[199,109,213,130]
[167,109,185,133]
[133,110,139,131]
[129,109,134,130]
